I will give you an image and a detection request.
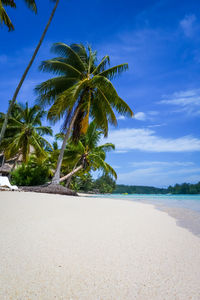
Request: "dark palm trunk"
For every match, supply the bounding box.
[0,0,60,145]
[52,108,80,184]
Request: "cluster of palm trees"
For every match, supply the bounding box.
[0,42,133,188]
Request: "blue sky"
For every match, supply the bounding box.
[1,0,200,187]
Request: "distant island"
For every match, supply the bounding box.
[114,182,200,195]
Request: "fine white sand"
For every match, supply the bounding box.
[0,192,200,300]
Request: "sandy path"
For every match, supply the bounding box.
[0,192,200,300]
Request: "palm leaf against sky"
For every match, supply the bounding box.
[60,121,117,183]
[0,0,37,31]
[36,42,133,183]
[0,0,60,149]
[0,102,52,163]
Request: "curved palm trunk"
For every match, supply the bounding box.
[60,165,83,183]
[52,108,80,184]
[0,0,60,145]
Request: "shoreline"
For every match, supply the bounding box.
[0,191,200,299]
[88,193,200,238]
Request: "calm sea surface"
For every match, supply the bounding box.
[95,194,200,212]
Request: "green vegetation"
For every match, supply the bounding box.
[36,43,133,184]
[0,0,60,146]
[0,43,130,192]
[11,156,51,186]
[0,102,52,163]
[69,174,116,194]
[167,182,200,194]
[114,184,167,194]
[114,182,200,194]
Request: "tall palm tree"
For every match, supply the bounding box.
[0,0,37,31]
[36,43,133,184]
[0,102,53,163]
[60,121,117,183]
[0,0,60,146]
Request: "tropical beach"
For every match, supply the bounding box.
[0,191,200,300]
[1,0,200,299]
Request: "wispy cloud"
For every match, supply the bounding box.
[159,89,200,116]
[130,161,194,168]
[134,112,147,121]
[106,128,200,152]
[117,115,126,121]
[117,163,200,187]
[180,14,197,38]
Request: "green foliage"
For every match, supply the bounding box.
[114,182,200,194]
[114,184,168,194]
[94,174,116,193]
[36,43,133,141]
[70,173,94,192]
[69,173,116,194]
[11,157,50,186]
[167,182,200,194]
[62,121,117,179]
[0,102,52,162]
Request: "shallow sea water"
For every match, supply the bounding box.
[94,194,200,237]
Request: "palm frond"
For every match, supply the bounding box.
[51,43,86,72]
[92,55,110,75]
[39,59,82,77]
[0,3,14,31]
[99,63,128,80]
[23,0,37,13]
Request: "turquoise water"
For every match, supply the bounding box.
[94,194,200,213]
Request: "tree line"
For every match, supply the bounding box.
[113,182,200,194]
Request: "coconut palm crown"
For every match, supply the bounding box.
[36,43,133,139]
[0,102,53,162]
[36,43,133,183]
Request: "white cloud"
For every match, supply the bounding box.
[134,112,146,121]
[117,166,200,186]
[180,14,197,37]
[148,124,166,128]
[117,115,126,120]
[160,89,200,116]
[106,128,200,152]
[130,161,194,168]
[117,164,200,187]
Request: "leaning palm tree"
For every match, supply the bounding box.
[0,102,53,163]
[36,43,133,184]
[0,0,37,31]
[0,0,60,146]
[60,121,117,184]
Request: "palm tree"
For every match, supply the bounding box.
[36,43,133,184]
[0,102,53,163]
[0,0,37,31]
[0,0,60,146]
[60,121,117,184]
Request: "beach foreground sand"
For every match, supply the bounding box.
[0,192,200,299]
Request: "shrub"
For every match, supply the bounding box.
[11,158,50,186]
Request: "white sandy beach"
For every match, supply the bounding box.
[0,192,200,300]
